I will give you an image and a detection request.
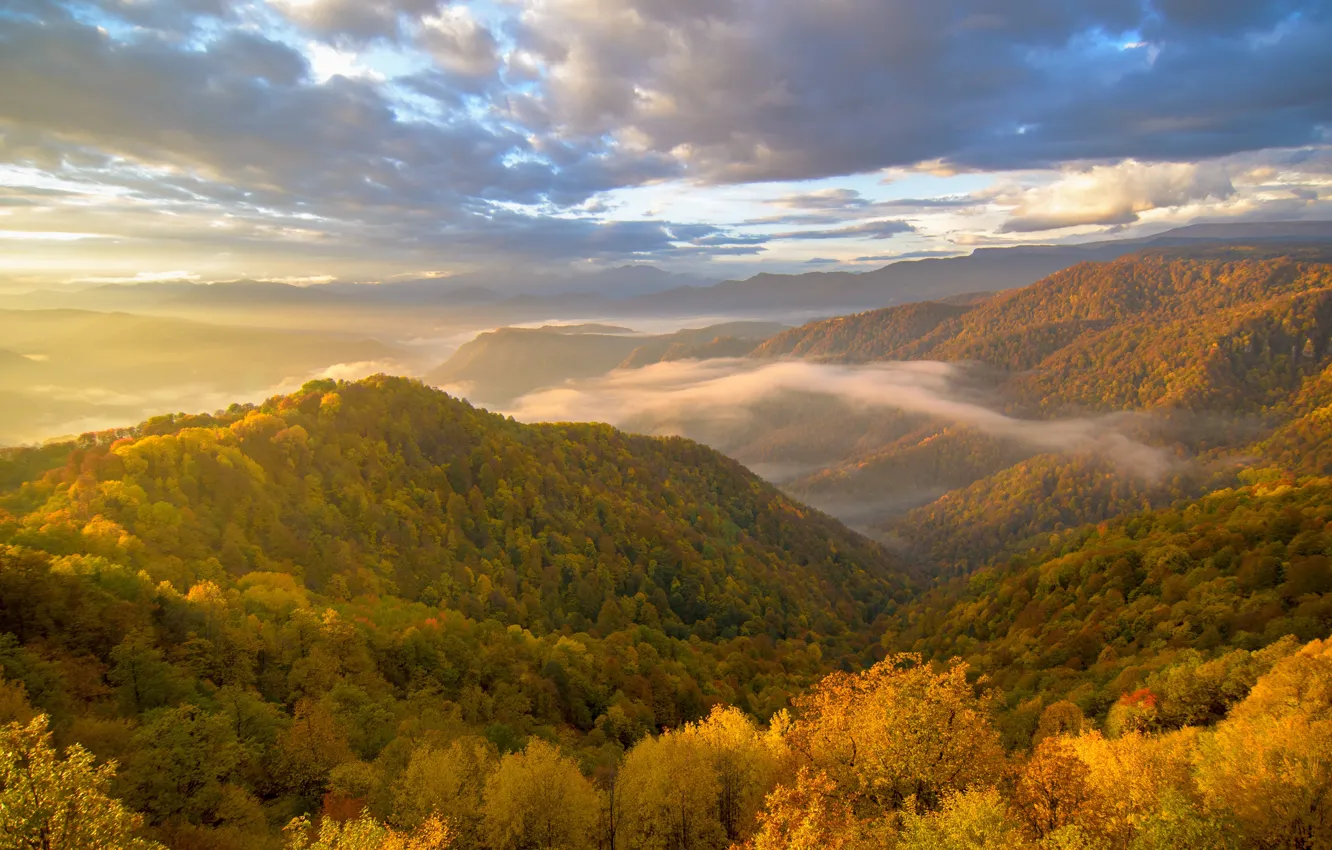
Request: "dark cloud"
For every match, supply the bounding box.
[517,0,1332,181]
[1148,0,1303,34]
[84,0,236,34]
[214,30,309,86]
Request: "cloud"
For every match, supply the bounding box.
[0,2,705,272]
[503,358,1173,479]
[73,271,201,283]
[418,8,502,79]
[271,0,447,43]
[746,189,998,227]
[853,250,965,262]
[515,0,1332,181]
[769,189,874,211]
[2,0,1329,279]
[7,358,407,444]
[772,219,915,241]
[999,160,1236,232]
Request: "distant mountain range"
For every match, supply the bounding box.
[625,221,1332,315]
[7,222,1330,328]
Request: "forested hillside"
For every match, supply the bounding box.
[0,376,912,847]
[756,249,1332,571]
[2,374,1332,847]
[757,248,1332,401]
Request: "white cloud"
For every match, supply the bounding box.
[0,231,112,241]
[999,160,1236,232]
[73,270,201,283]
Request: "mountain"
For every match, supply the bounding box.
[0,266,714,313]
[9,223,1329,337]
[624,221,1332,316]
[739,246,1332,568]
[427,321,787,404]
[0,376,905,637]
[2,378,1331,849]
[0,375,916,845]
[891,471,1332,733]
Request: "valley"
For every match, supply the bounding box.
[3,236,1332,849]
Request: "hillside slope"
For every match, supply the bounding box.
[758,249,1332,411]
[2,381,1331,848]
[2,376,905,640]
[889,472,1332,742]
[754,249,1332,568]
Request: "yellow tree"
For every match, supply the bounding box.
[480,740,598,850]
[1011,736,1098,840]
[617,726,725,850]
[1031,701,1087,746]
[783,654,1004,815]
[0,715,164,850]
[689,705,788,843]
[285,812,453,850]
[1195,637,1332,847]
[390,736,498,845]
[736,769,863,850]
[897,788,1030,850]
[1068,728,1200,847]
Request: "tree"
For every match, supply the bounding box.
[1067,729,1199,848]
[784,655,1004,815]
[108,632,179,716]
[617,728,725,850]
[122,705,241,825]
[897,788,1029,850]
[285,811,453,850]
[0,715,163,850]
[736,769,862,850]
[689,706,787,843]
[1032,702,1086,746]
[481,740,598,850]
[390,736,497,845]
[278,699,356,803]
[1195,638,1332,848]
[1012,737,1097,840]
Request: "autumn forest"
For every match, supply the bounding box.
[4,247,1332,850]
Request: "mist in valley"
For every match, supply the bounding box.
[496,357,1182,533]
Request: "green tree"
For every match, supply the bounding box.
[0,715,162,849]
[122,705,240,825]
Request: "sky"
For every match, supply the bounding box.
[0,0,1330,288]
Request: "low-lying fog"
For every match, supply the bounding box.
[505,358,1171,477]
